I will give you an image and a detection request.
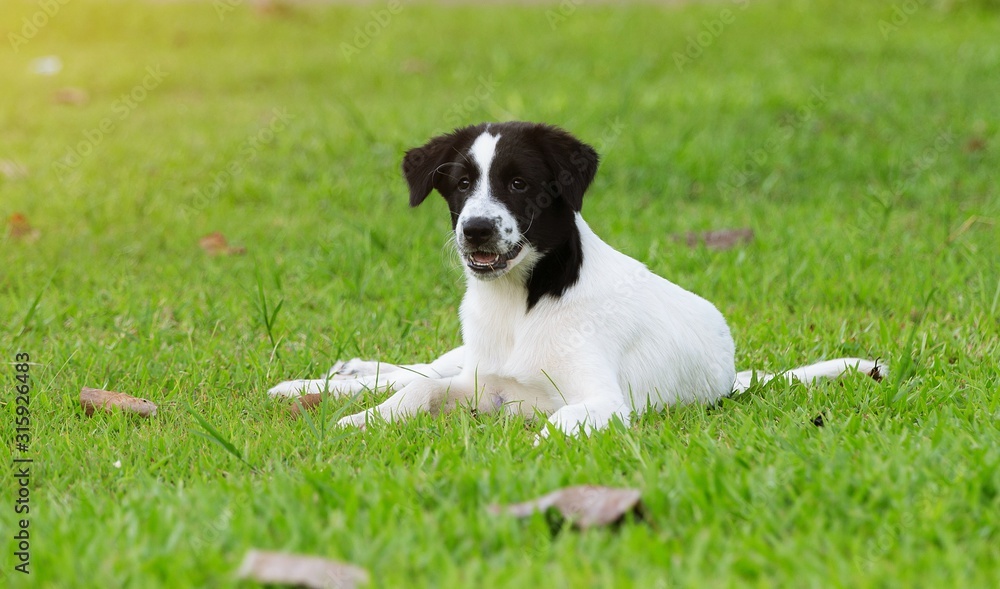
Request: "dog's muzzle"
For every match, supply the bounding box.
[458,216,523,276]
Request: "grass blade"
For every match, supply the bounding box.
[186,405,256,470]
[16,275,53,337]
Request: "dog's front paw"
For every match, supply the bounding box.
[532,428,549,447]
[268,378,371,398]
[327,358,400,380]
[336,410,373,430]
[267,379,315,398]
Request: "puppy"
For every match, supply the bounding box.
[269,122,881,437]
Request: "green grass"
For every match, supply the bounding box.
[2,0,999,586]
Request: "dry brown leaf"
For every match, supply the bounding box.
[7,213,40,242]
[198,232,229,255]
[964,137,986,153]
[488,485,643,529]
[53,87,89,106]
[80,387,157,418]
[251,0,295,17]
[237,549,369,589]
[198,231,246,256]
[678,228,754,251]
[288,393,325,416]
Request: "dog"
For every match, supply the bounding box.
[269,122,881,437]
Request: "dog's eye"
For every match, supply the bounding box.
[457,177,471,191]
[510,178,527,192]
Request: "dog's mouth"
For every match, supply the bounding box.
[465,245,523,275]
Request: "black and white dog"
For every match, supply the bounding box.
[269,122,880,437]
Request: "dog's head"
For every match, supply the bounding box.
[402,122,599,283]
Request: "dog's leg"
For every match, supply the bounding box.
[267,346,466,398]
[541,398,631,439]
[536,372,631,439]
[267,372,410,398]
[326,346,465,380]
[733,357,885,393]
[336,372,475,429]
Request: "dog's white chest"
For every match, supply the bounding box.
[461,278,530,365]
[458,280,568,408]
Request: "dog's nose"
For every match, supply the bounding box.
[462,217,496,246]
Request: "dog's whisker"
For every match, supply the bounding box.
[522,212,536,234]
[434,163,462,182]
[451,146,473,167]
[421,162,464,188]
[441,234,463,270]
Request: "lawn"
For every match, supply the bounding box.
[2,0,999,587]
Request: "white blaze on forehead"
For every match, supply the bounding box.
[469,131,501,179]
[462,131,503,210]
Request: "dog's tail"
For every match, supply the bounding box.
[732,358,885,393]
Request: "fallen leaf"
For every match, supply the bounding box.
[80,387,157,418]
[678,228,755,251]
[488,485,643,529]
[199,232,246,256]
[53,87,90,106]
[1,160,29,180]
[288,393,325,416]
[7,213,40,242]
[251,0,295,17]
[964,137,986,153]
[237,549,369,589]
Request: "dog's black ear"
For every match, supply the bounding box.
[402,132,460,207]
[536,125,599,212]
